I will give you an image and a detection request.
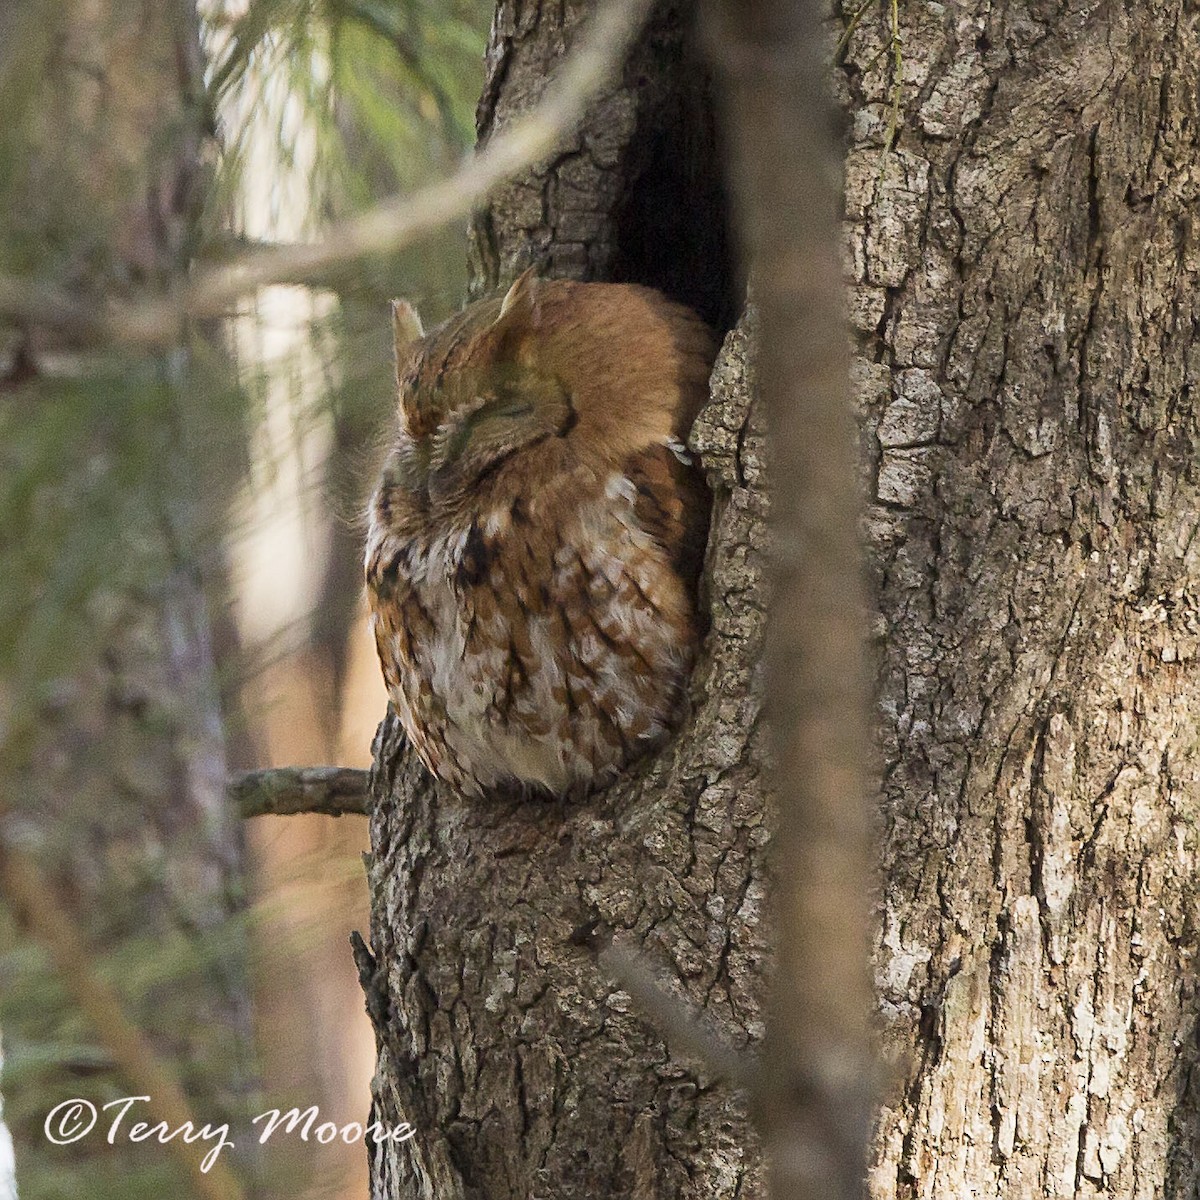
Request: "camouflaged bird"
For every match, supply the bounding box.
[364,270,715,798]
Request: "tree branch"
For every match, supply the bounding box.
[598,938,761,1093]
[231,766,371,818]
[705,0,877,1196]
[0,0,656,347]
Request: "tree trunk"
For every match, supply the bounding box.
[362,4,762,1198]
[0,1,257,1191]
[366,0,1200,1197]
[839,2,1200,1196]
[467,0,735,328]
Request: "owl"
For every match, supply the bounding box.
[365,270,715,798]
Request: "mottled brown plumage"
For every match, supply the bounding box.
[365,271,715,798]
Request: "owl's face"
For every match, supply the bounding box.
[378,276,579,523]
[373,272,715,542]
[387,355,574,508]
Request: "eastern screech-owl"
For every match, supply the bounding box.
[365,271,715,798]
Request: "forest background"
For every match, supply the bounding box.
[0,2,492,1197]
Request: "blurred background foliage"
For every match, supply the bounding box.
[0,1,490,1198]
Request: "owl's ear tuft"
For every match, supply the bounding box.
[392,300,425,434]
[391,299,424,352]
[496,267,541,328]
[491,268,542,365]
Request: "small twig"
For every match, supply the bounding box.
[598,938,760,1092]
[0,833,247,1200]
[0,0,656,347]
[0,276,98,339]
[833,0,876,62]
[230,766,371,818]
[878,0,904,173]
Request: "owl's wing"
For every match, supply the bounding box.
[623,442,711,590]
[365,536,418,688]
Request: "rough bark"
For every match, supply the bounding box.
[0,1,257,1191]
[369,0,1200,1196]
[363,7,763,1198]
[837,2,1200,1196]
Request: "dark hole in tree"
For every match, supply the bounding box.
[609,6,739,336]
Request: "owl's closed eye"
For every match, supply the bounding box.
[366,270,716,798]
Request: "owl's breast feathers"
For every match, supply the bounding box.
[367,439,709,798]
[366,276,714,798]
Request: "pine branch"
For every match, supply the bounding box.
[597,937,761,1093]
[0,0,656,347]
[705,0,877,1194]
